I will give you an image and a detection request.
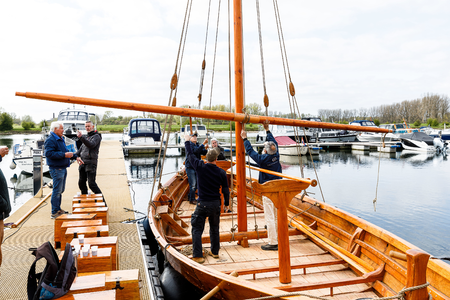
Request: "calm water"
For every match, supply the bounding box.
[2,133,449,260]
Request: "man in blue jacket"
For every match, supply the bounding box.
[241,121,282,251]
[0,146,11,267]
[185,133,208,205]
[185,135,229,264]
[44,122,75,219]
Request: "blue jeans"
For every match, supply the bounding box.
[186,167,197,202]
[191,200,221,258]
[49,168,67,214]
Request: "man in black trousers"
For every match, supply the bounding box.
[76,121,104,202]
[185,134,230,264]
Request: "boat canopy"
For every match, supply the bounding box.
[128,118,161,141]
[399,131,434,142]
[58,110,89,121]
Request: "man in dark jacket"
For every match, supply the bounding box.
[241,121,282,251]
[185,135,230,264]
[185,133,208,205]
[75,121,103,199]
[0,146,11,267]
[45,122,75,219]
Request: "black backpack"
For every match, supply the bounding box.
[27,241,77,300]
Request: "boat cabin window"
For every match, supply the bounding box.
[131,120,159,134]
[197,125,206,131]
[395,124,405,129]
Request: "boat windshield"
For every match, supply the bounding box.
[131,120,160,134]
[58,111,89,121]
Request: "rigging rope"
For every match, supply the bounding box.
[197,0,212,109]
[149,0,193,211]
[373,133,387,212]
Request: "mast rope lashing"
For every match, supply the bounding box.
[229,224,238,242]
[170,73,178,90]
[254,224,260,240]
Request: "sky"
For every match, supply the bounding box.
[1,0,449,123]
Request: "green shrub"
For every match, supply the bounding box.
[373,119,380,126]
[413,120,421,127]
[22,121,32,130]
[0,112,14,131]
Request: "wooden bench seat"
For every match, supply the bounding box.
[73,207,109,225]
[59,247,113,273]
[64,225,109,249]
[78,269,140,300]
[54,214,97,248]
[60,220,103,248]
[73,202,106,209]
[71,236,119,270]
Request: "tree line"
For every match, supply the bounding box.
[317,93,450,125]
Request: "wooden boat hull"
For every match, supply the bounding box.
[148,169,450,299]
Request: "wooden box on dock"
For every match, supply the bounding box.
[59,247,113,273]
[69,273,106,294]
[73,193,103,199]
[64,225,109,249]
[59,290,115,300]
[72,202,106,209]
[71,236,119,270]
[60,220,103,248]
[72,198,104,204]
[54,214,97,248]
[73,207,109,225]
[79,269,140,300]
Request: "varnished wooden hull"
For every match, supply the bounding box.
[148,170,450,300]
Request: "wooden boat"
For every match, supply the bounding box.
[15,1,450,300]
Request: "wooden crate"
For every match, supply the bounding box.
[73,207,109,225]
[60,220,103,248]
[59,247,113,273]
[78,270,140,300]
[73,202,106,209]
[59,290,115,300]
[69,274,106,294]
[73,193,103,199]
[71,236,119,270]
[72,198,104,204]
[54,214,97,248]
[64,225,109,249]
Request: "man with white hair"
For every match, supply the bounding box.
[241,121,281,251]
[44,122,75,219]
[210,138,226,160]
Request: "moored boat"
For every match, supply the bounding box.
[121,118,163,155]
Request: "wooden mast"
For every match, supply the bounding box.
[233,0,248,238]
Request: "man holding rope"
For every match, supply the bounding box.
[241,121,281,251]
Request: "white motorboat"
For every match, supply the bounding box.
[56,106,96,148]
[179,122,211,144]
[399,131,447,152]
[301,117,358,142]
[256,124,312,143]
[10,130,77,174]
[349,120,389,142]
[121,118,163,155]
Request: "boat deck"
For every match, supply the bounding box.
[0,140,150,299]
[177,201,378,299]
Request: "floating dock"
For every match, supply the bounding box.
[0,140,151,299]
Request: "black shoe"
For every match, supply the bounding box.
[261,244,278,251]
[58,209,69,214]
[189,200,197,205]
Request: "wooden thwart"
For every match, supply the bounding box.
[156,205,189,236]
